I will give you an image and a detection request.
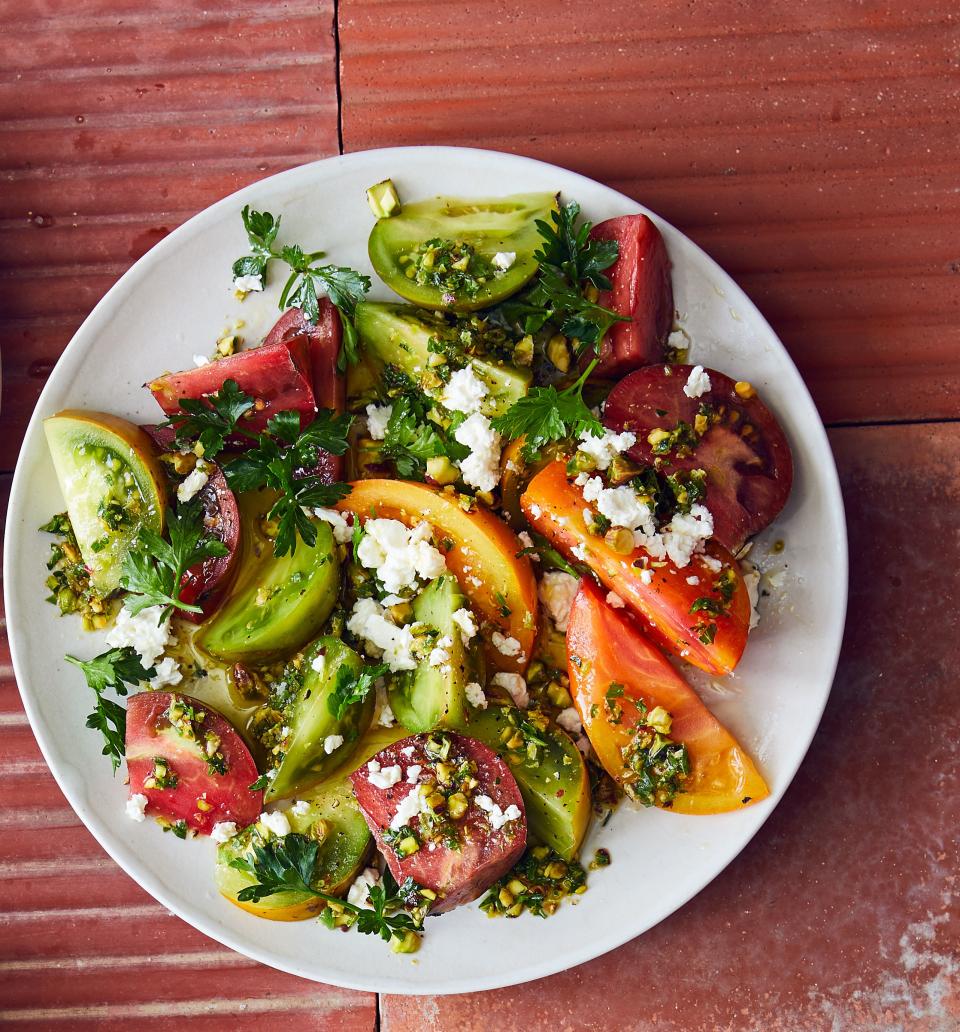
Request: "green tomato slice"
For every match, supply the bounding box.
[368,192,558,312]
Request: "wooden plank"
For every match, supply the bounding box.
[379,421,960,1029]
[338,0,960,426]
[0,0,342,472]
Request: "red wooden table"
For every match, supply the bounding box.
[2,2,957,1028]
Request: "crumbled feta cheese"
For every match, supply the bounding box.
[378,701,396,727]
[401,745,415,757]
[105,605,174,669]
[347,867,381,907]
[313,507,353,544]
[428,635,453,668]
[683,365,712,399]
[347,597,420,672]
[406,764,422,784]
[743,566,761,630]
[441,365,487,415]
[233,274,264,293]
[177,463,209,503]
[528,504,542,519]
[126,793,148,822]
[356,519,447,596]
[210,821,238,843]
[465,681,487,709]
[365,403,393,441]
[492,672,528,709]
[259,810,291,837]
[491,631,522,658]
[291,800,311,818]
[453,412,502,493]
[686,575,700,586]
[605,591,625,609]
[571,543,588,562]
[193,354,210,367]
[576,427,636,471]
[389,785,424,830]
[451,607,477,643]
[659,504,714,568]
[556,707,582,735]
[368,764,403,790]
[474,794,522,832]
[149,656,183,690]
[639,568,654,585]
[700,555,723,574]
[367,760,381,773]
[517,530,535,553]
[323,734,344,755]
[539,571,579,632]
[492,251,516,271]
[582,476,656,534]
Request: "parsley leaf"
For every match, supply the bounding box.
[229,833,319,902]
[231,207,370,370]
[353,883,420,942]
[65,646,155,772]
[491,358,602,460]
[161,379,256,457]
[328,662,389,721]
[381,395,467,480]
[120,500,229,617]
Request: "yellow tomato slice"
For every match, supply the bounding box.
[337,480,538,674]
[567,579,768,814]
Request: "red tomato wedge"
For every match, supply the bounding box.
[590,215,673,379]
[262,303,346,481]
[567,580,768,814]
[350,733,526,913]
[521,460,749,676]
[147,337,317,435]
[603,364,793,552]
[126,692,262,834]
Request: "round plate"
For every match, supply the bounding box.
[4,147,847,994]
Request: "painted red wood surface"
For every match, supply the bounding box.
[2,0,959,1028]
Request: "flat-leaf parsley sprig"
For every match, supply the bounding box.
[65,646,155,772]
[500,201,626,352]
[491,357,603,461]
[327,661,390,721]
[232,206,371,370]
[120,499,229,619]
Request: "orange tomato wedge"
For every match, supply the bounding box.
[567,579,768,814]
[337,479,538,674]
[521,460,749,676]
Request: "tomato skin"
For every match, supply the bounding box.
[603,364,793,551]
[147,337,316,435]
[337,479,538,674]
[521,460,749,676]
[262,303,345,482]
[589,215,673,379]
[126,692,262,834]
[567,579,768,814]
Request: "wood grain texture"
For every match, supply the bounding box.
[380,422,960,1030]
[338,0,960,426]
[0,0,341,472]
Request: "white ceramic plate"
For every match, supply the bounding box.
[5,147,847,995]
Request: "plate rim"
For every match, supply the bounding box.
[4,144,849,995]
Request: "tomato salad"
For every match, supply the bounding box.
[41,182,792,953]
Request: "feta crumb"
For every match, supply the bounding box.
[347,598,420,672]
[233,274,264,293]
[576,427,637,471]
[517,530,535,553]
[539,571,580,632]
[347,867,381,907]
[582,476,655,534]
[453,412,502,493]
[660,504,714,568]
[528,503,542,519]
[492,251,516,271]
[368,764,403,790]
[365,403,393,441]
[465,681,487,709]
[428,635,453,668]
[639,568,654,585]
[492,672,529,709]
[701,555,723,573]
[291,800,311,818]
[211,821,238,843]
[686,575,700,586]
[441,365,487,415]
[355,519,447,596]
[743,566,761,630]
[177,463,209,503]
[105,605,174,669]
[605,591,625,609]
[389,785,424,831]
[377,700,396,727]
[474,794,522,831]
[451,607,477,643]
[401,745,416,757]
[556,707,582,735]
[406,764,422,784]
[192,354,210,367]
[491,631,522,658]
[571,543,588,562]
[313,507,353,544]
[367,760,381,774]
[323,734,344,755]
[259,810,291,838]
[683,365,712,399]
[149,656,183,690]
[126,793,148,822]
